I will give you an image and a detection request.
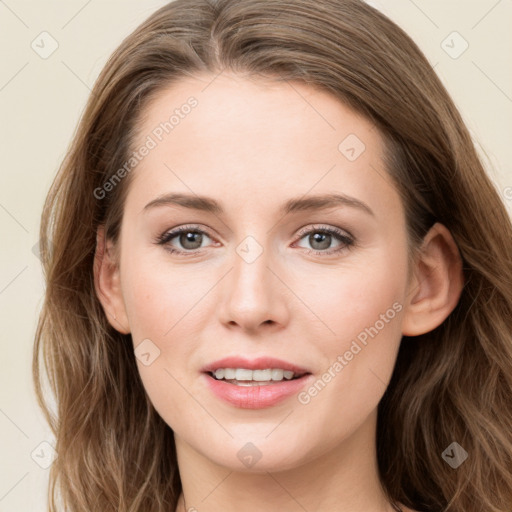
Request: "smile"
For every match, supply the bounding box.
[210,368,305,385]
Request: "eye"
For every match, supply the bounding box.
[155,223,355,257]
[156,225,215,254]
[294,225,354,255]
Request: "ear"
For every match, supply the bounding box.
[93,226,131,334]
[401,222,464,336]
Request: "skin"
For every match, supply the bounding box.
[95,72,464,512]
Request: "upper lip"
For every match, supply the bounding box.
[202,356,310,375]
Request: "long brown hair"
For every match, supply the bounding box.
[33,0,512,510]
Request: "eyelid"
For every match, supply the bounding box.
[155,224,215,245]
[293,224,355,255]
[295,223,353,240]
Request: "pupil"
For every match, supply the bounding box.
[311,232,330,250]
[181,231,202,249]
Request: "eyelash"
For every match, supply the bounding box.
[155,224,355,257]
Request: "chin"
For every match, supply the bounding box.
[188,429,319,474]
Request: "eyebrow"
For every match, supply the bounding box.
[143,192,374,217]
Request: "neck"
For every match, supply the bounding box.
[174,409,400,512]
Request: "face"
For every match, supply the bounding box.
[108,73,413,471]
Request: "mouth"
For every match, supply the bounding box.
[202,356,313,408]
[208,367,309,386]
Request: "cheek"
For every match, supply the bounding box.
[120,251,203,340]
[292,247,407,425]
[119,259,202,423]
[119,252,211,388]
[298,246,408,347]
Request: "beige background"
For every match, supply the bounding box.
[1,0,511,509]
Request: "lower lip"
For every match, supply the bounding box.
[203,373,313,409]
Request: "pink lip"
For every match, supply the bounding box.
[201,356,313,409]
[202,356,309,374]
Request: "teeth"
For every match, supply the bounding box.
[271,369,284,380]
[211,368,299,382]
[253,369,272,381]
[235,368,253,381]
[224,368,236,379]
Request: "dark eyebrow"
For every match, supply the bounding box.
[143,193,223,214]
[143,192,374,217]
[282,193,374,217]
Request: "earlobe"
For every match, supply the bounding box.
[401,222,464,336]
[93,226,131,334]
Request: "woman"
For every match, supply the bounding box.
[33,0,512,511]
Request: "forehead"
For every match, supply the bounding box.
[127,72,401,220]
[136,71,382,153]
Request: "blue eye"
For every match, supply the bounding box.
[156,224,354,256]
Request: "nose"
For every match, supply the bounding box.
[217,240,289,333]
